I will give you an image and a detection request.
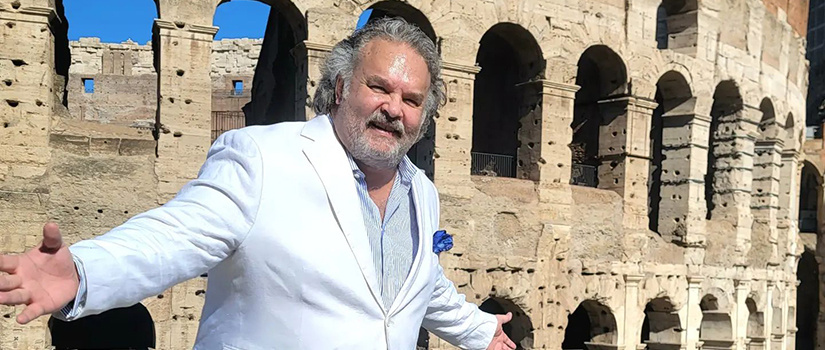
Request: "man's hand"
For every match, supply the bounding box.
[0,223,79,324]
[486,312,517,350]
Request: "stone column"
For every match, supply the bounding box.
[776,152,799,264]
[432,61,479,197]
[710,104,758,261]
[0,3,60,348]
[536,81,578,236]
[766,280,777,350]
[596,96,655,231]
[687,276,705,350]
[658,110,710,248]
[751,138,783,264]
[153,19,218,203]
[782,278,798,350]
[624,274,645,350]
[537,81,579,186]
[303,40,333,121]
[735,280,752,350]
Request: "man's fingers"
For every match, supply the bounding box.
[505,335,517,349]
[17,302,45,325]
[0,289,30,306]
[0,255,19,273]
[496,311,513,324]
[41,223,63,251]
[0,275,22,291]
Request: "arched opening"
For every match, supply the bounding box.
[60,0,159,127]
[640,297,682,347]
[746,297,766,346]
[571,45,628,188]
[359,1,436,42]
[784,114,796,149]
[211,0,308,134]
[706,80,743,220]
[472,23,544,180]
[562,300,619,349]
[655,0,699,53]
[758,98,778,138]
[796,249,818,350]
[751,98,781,244]
[799,162,820,233]
[49,303,155,349]
[479,297,535,350]
[699,294,734,348]
[649,70,693,236]
[357,1,437,179]
[211,0,271,141]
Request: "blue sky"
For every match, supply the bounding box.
[64,0,270,43]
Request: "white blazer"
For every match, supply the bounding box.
[68,115,496,350]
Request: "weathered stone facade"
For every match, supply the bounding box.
[0,0,816,349]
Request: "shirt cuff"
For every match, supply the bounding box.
[52,254,88,321]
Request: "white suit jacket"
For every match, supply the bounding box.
[68,114,497,349]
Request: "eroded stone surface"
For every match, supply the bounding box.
[0,0,816,349]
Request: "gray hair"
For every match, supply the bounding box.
[312,17,446,133]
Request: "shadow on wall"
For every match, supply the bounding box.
[49,303,155,350]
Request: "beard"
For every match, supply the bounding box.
[341,109,424,169]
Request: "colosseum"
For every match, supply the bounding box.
[0,0,818,349]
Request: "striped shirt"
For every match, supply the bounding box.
[346,153,419,310]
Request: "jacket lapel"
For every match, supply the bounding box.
[300,115,383,308]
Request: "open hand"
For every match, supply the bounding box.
[0,223,79,324]
[486,312,517,350]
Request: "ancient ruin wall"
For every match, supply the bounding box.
[0,0,814,349]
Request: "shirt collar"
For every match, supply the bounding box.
[346,152,417,186]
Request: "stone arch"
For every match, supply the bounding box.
[655,0,699,53]
[56,0,161,124]
[758,98,780,140]
[745,296,766,345]
[444,5,551,67]
[479,297,535,350]
[570,45,629,188]
[471,22,544,180]
[358,1,436,42]
[641,297,682,346]
[49,303,155,349]
[211,0,309,127]
[799,161,822,233]
[796,247,819,350]
[649,70,694,238]
[699,293,734,347]
[355,1,437,179]
[750,97,783,230]
[562,300,619,349]
[784,112,800,152]
[705,80,744,220]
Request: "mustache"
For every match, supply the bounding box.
[365,111,405,136]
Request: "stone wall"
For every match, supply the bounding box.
[210,38,260,113]
[0,0,816,349]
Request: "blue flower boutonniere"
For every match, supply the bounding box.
[433,230,453,254]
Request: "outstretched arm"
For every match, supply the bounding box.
[0,129,264,323]
[421,263,516,350]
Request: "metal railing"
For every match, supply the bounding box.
[470,152,515,178]
[211,111,246,142]
[571,163,598,187]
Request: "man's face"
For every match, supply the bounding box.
[332,39,430,169]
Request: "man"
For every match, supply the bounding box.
[0,18,517,350]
